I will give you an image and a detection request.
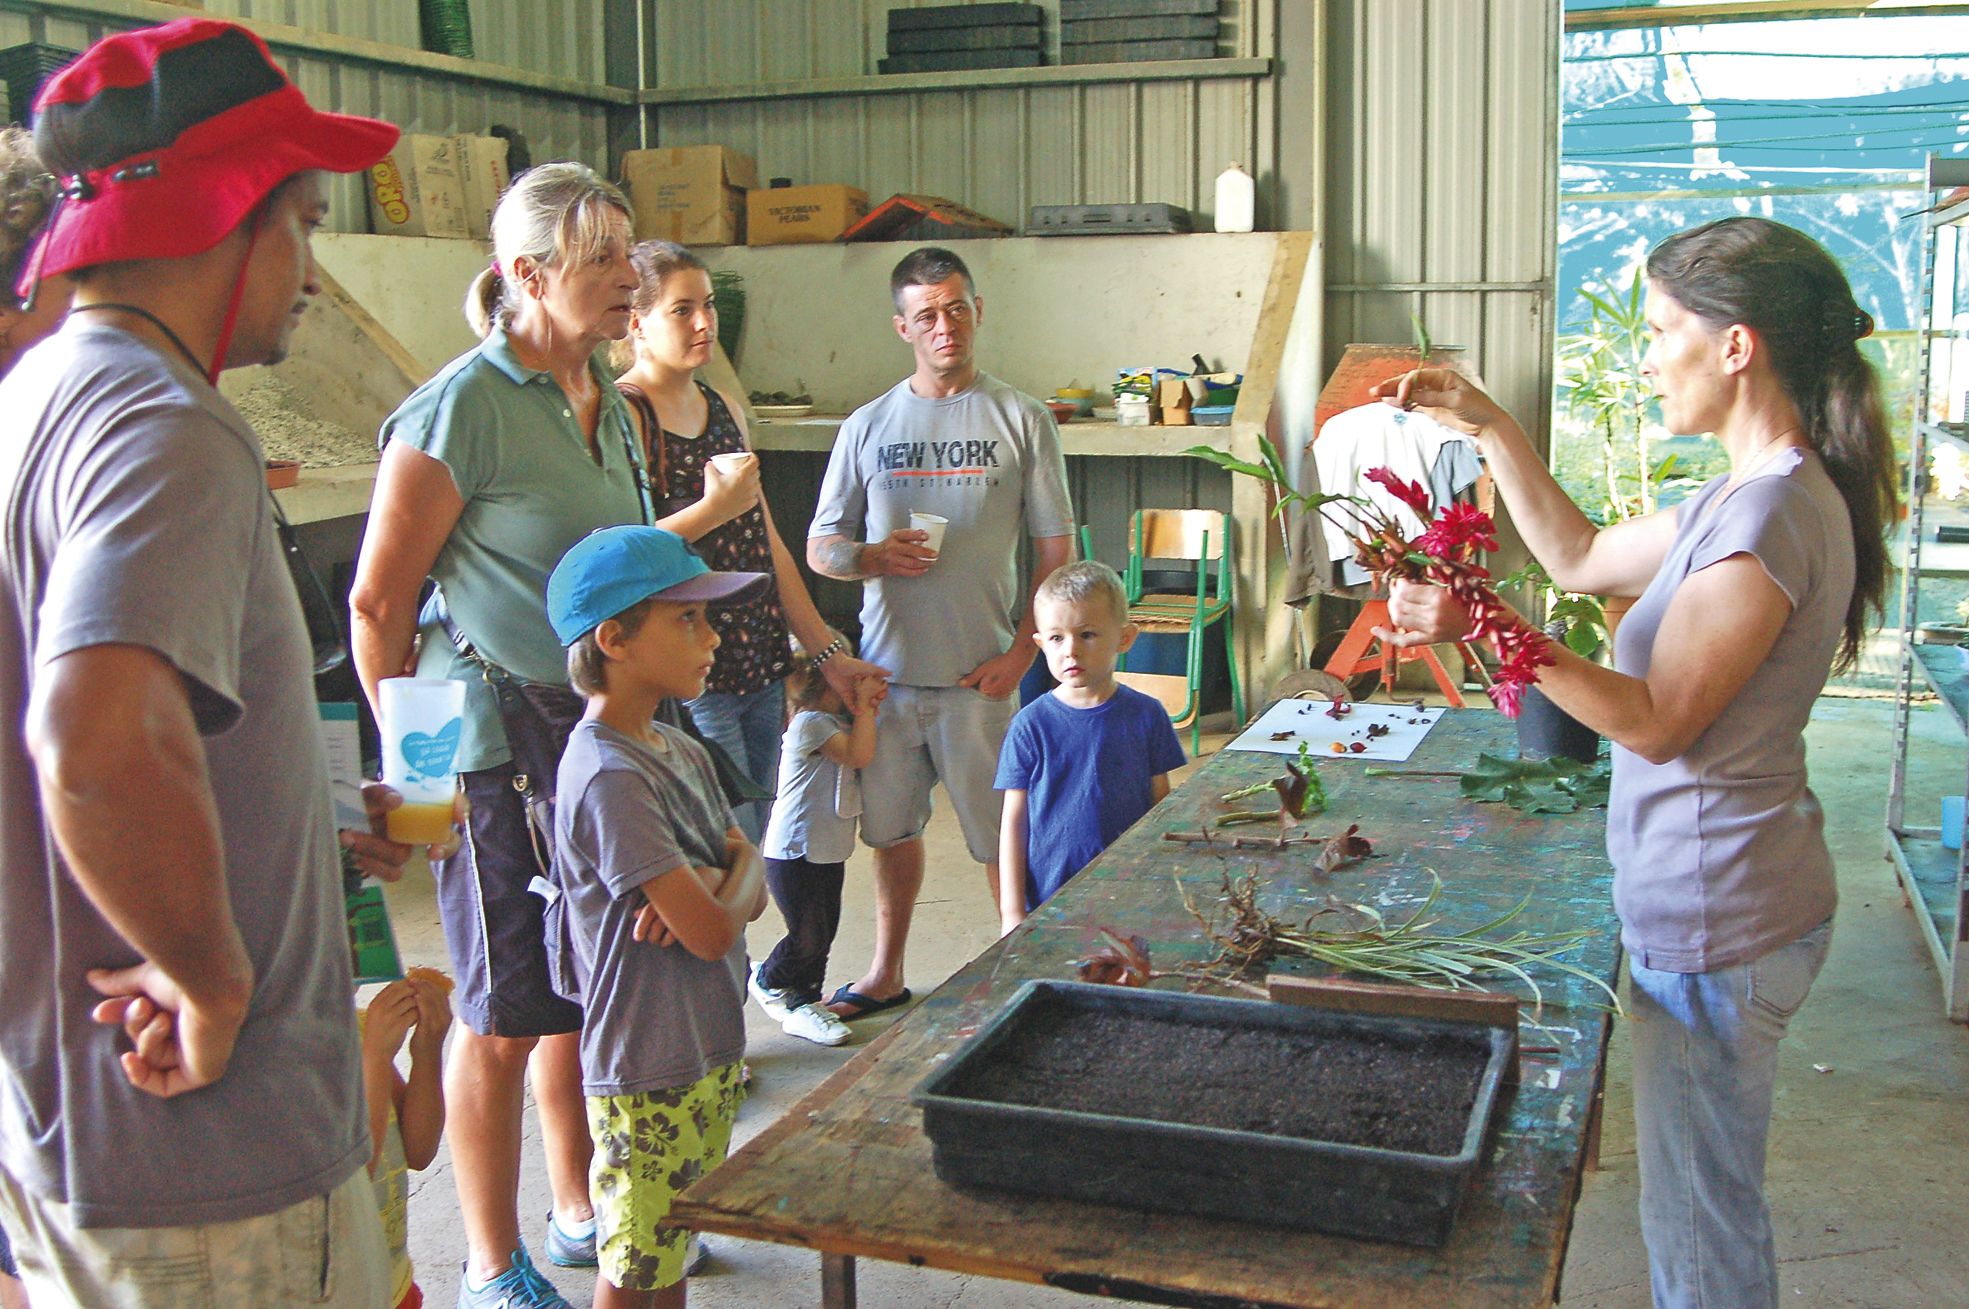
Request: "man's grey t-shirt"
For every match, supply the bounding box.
[555,719,747,1095]
[809,372,1074,686]
[1607,448,1850,973]
[0,322,367,1227]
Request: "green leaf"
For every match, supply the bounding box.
[1257,433,1291,486]
[1459,752,1609,813]
[1183,446,1274,480]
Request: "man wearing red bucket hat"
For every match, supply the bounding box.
[0,18,406,1308]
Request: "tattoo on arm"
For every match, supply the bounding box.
[815,537,866,580]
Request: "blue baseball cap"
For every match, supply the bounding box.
[547,526,768,646]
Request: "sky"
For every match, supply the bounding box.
[1560,12,1969,331]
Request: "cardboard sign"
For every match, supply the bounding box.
[621,145,760,246]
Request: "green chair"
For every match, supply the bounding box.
[1115,508,1243,752]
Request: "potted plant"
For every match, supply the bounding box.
[1503,563,1607,763]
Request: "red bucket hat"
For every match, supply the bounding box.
[24,17,398,285]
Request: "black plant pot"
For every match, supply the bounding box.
[1516,686,1600,763]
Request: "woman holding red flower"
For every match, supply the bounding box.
[1372,217,1897,1309]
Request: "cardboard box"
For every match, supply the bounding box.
[452,134,511,240]
[1157,376,1193,425]
[621,146,759,246]
[747,184,870,246]
[367,133,469,239]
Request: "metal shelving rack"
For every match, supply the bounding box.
[1886,154,1969,1022]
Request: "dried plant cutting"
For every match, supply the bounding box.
[1074,874,1620,1015]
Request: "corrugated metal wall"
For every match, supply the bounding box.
[645,0,1275,229]
[1313,0,1558,454]
[0,1,615,232]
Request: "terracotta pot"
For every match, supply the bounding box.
[1313,343,1481,440]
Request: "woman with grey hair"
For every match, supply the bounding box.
[351,161,643,1309]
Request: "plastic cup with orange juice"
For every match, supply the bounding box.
[379,677,466,845]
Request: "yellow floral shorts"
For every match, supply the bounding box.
[586,1062,745,1290]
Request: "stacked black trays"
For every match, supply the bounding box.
[1060,0,1220,64]
[881,3,1043,74]
[0,44,78,126]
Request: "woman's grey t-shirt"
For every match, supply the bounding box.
[554,719,747,1095]
[381,329,646,773]
[1608,447,1850,972]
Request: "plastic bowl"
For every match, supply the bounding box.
[1046,400,1078,424]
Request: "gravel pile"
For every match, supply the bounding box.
[233,375,377,468]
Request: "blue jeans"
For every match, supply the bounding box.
[1629,918,1833,1309]
[687,681,785,843]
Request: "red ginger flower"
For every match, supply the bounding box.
[1417,503,1500,561]
[1484,625,1557,716]
[1363,466,1434,518]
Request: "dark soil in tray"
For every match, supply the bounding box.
[945,1003,1489,1157]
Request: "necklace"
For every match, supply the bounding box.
[1729,427,1803,485]
[72,303,208,380]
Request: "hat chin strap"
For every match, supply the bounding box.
[208,204,265,385]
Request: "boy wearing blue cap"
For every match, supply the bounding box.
[544,525,770,1309]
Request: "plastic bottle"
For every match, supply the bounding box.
[1214,162,1254,233]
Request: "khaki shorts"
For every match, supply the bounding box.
[858,684,1016,863]
[587,1062,745,1291]
[0,1166,388,1309]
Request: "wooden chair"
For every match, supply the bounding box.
[1117,509,1244,751]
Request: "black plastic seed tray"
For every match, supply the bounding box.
[879,49,1043,74]
[1061,0,1219,16]
[1061,37,1219,63]
[913,980,1512,1247]
[888,2,1043,31]
[0,44,77,124]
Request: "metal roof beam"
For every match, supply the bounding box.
[1568,1,1969,32]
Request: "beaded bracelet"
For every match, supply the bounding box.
[812,636,848,666]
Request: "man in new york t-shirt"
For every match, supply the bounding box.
[808,246,1074,1020]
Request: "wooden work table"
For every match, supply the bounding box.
[672,707,1622,1309]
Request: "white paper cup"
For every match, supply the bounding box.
[379,677,467,844]
[709,451,757,477]
[909,511,948,556]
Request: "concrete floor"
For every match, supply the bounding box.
[376,695,1969,1308]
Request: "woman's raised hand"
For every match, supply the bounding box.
[700,454,762,524]
[1374,577,1476,649]
[1367,367,1508,438]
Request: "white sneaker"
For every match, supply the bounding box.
[747,963,795,1023]
[781,1001,852,1046]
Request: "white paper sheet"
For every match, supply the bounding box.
[1225,698,1445,763]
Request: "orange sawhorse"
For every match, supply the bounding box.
[1322,599,1487,708]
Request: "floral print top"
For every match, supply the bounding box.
[618,380,792,696]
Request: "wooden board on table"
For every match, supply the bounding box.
[673,708,1620,1309]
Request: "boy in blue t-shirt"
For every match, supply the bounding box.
[995,562,1187,933]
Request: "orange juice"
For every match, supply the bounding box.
[387,801,456,845]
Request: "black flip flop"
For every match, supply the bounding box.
[826,984,913,1021]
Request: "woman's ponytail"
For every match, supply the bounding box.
[1647,217,1900,671]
